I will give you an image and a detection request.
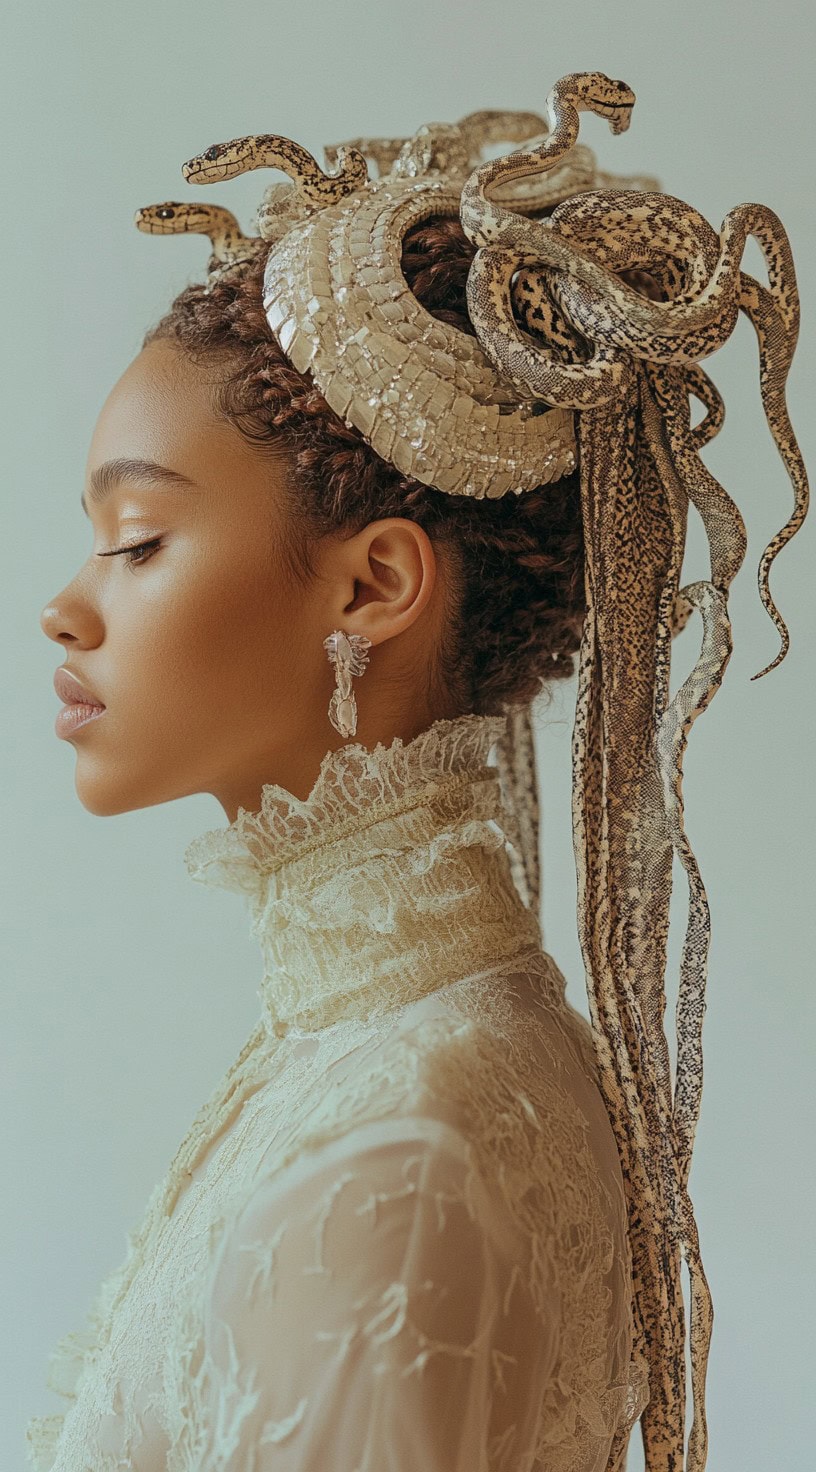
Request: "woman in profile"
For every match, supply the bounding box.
[32,72,807,1472]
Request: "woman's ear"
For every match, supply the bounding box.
[328,518,440,647]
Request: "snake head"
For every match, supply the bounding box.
[183,137,260,183]
[134,201,232,236]
[181,134,369,204]
[564,72,636,135]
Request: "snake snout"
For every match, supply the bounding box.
[134,203,181,233]
[576,72,636,135]
[606,84,636,135]
[609,105,635,136]
[182,137,256,184]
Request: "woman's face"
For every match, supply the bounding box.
[40,336,443,820]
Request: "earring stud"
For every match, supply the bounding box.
[323,629,372,738]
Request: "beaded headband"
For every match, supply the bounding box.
[134,71,808,1471]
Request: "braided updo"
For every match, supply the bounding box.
[142,214,587,716]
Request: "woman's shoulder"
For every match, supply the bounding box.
[244,947,617,1263]
[346,948,608,1195]
[383,944,592,1099]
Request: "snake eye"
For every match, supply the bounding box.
[158,207,175,219]
[204,146,221,160]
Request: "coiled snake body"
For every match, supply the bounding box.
[458,70,807,1472]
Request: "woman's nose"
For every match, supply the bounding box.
[40,589,98,646]
[41,599,72,644]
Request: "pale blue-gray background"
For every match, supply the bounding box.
[2,1,813,1467]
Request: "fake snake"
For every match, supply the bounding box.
[457,71,808,1472]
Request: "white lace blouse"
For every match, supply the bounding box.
[26,710,649,1472]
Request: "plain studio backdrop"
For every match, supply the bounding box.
[2,2,813,1467]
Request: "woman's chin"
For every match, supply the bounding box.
[73,775,137,817]
[73,758,188,817]
[72,761,152,818]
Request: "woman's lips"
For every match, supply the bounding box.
[53,667,106,738]
[55,703,106,738]
[53,667,106,708]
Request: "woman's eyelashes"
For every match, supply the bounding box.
[96,537,164,571]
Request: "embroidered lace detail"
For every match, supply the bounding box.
[182,712,546,1037]
[183,710,510,892]
[26,710,649,1472]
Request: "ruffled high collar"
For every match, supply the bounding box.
[183,711,546,1039]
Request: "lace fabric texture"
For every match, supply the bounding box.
[26,711,649,1472]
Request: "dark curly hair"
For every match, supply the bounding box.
[142,214,587,716]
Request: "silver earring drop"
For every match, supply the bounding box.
[323,629,372,738]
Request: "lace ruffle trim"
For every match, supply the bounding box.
[24,1269,124,1470]
[183,711,509,898]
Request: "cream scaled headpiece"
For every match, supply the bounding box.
[135,72,809,1472]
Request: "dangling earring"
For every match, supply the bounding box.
[323,629,372,738]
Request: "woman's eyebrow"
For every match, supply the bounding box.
[81,457,201,516]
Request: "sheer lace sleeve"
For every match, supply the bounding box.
[167,1113,558,1472]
